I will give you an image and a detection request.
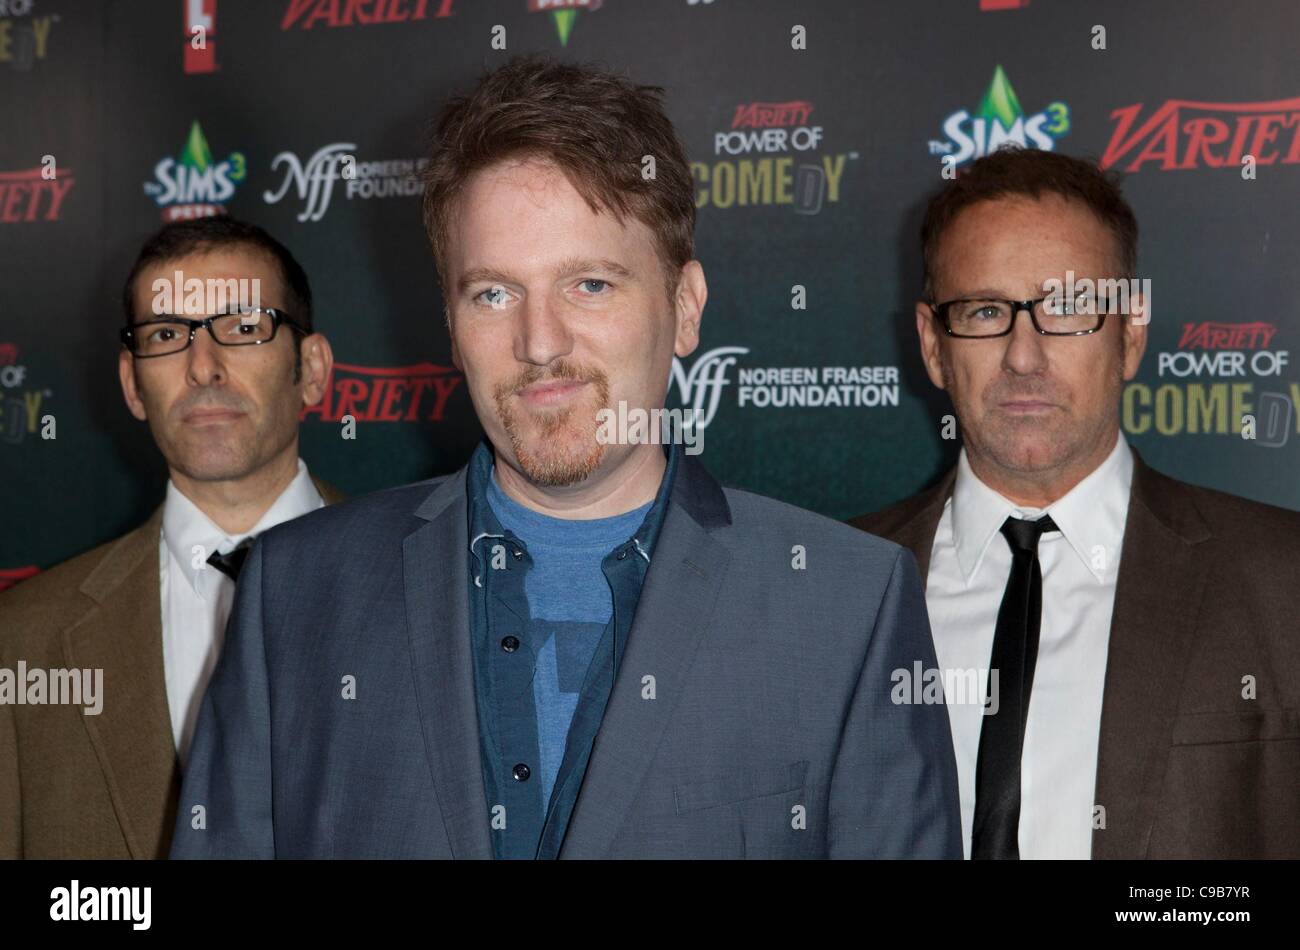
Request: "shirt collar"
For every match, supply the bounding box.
[949,431,1134,586]
[162,457,324,594]
[466,439,680,566]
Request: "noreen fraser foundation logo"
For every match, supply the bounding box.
[928,65,1070,168]
[1100,96,1300,172]
[143,121,246,221]
[670,346,902,429]
[262,143,426,222]
[670,346,747,430]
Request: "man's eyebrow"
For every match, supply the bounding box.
[939,288,1041,301]
[456,257,635,296]
[456,267,514,296]
[552,257,635,281]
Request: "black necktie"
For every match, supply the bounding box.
[206,537,254,581]
[971,513,1058,860]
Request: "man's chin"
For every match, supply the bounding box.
[166,445,260,483]
[511,429,606,488]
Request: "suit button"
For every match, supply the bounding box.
[512,763,531,781]
[501,636,520,653]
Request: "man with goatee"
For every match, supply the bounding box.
[170,56,960,860]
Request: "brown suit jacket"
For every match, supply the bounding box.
[0,475,345,858]
[850,447,1300,858]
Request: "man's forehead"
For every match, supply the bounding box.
[133,245,285,312]
[140,245,282,281]
[449,173,656,278]
[934,194,1118,287]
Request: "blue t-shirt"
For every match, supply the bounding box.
[485,471,652,806]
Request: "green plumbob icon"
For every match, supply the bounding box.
[544,1,602,47]
[552,9,578,45]
[977,66,1070,138]
[180,120,246,183]
[976,65,1024,130]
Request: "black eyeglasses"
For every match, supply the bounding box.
[930,296,1109,338]
[121,307,304,358]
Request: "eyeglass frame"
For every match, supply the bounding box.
[120,307,306,357]
[927,296,1111,338]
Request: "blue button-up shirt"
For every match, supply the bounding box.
[466,441,680,859]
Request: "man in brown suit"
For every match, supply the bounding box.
[852,147,1300,859]
[0,217,342,858]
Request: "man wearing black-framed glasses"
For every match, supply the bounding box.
[852,146,1300,860]
[0,216,344,859]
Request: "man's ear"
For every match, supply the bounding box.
[118,350,149,421]
[1121,291,1149,381]
[298,332,334,407]
[673,260,707,358]
[916,301,947,391]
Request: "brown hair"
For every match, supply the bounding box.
[920,146,1138,299]
[421,54,695,303]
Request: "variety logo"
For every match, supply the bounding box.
[0,165,74,222]
[529,0,601,46]
[928,65,1070,168]
[184,0,216,73]
[1100,97,1300,172]
[694,99,856,213]
[263,143,425,222]
[300,361,462,423]
[280,0,454,30]
[143,121,247,221]
[1123,321,1297,443]
[0,0,58,71]
[670,345,901,429]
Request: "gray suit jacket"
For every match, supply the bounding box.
[171,454,961,858]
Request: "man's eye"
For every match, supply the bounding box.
[476,287,509,307]
[578,279,609,294]
[149,327,177,342]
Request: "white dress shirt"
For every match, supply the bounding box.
[926,432,1134,859]
[159,458,324,764]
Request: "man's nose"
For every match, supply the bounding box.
[514,293,574,367]
[185,327,228,386]
[1001,304,1049,375]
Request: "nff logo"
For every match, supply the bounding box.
[670,347,748,430]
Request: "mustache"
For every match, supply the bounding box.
[497,359,607,399]
[172,391,248,418]
[986,375,1061,404]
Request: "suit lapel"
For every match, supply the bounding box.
[310,474,346,506]
[62,506,180,859]
[1091,452,1210,858]
[869,468,955,584]
[402,473,493,859]
[560,459,733,858]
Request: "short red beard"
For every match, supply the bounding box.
[493,359,612,487]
